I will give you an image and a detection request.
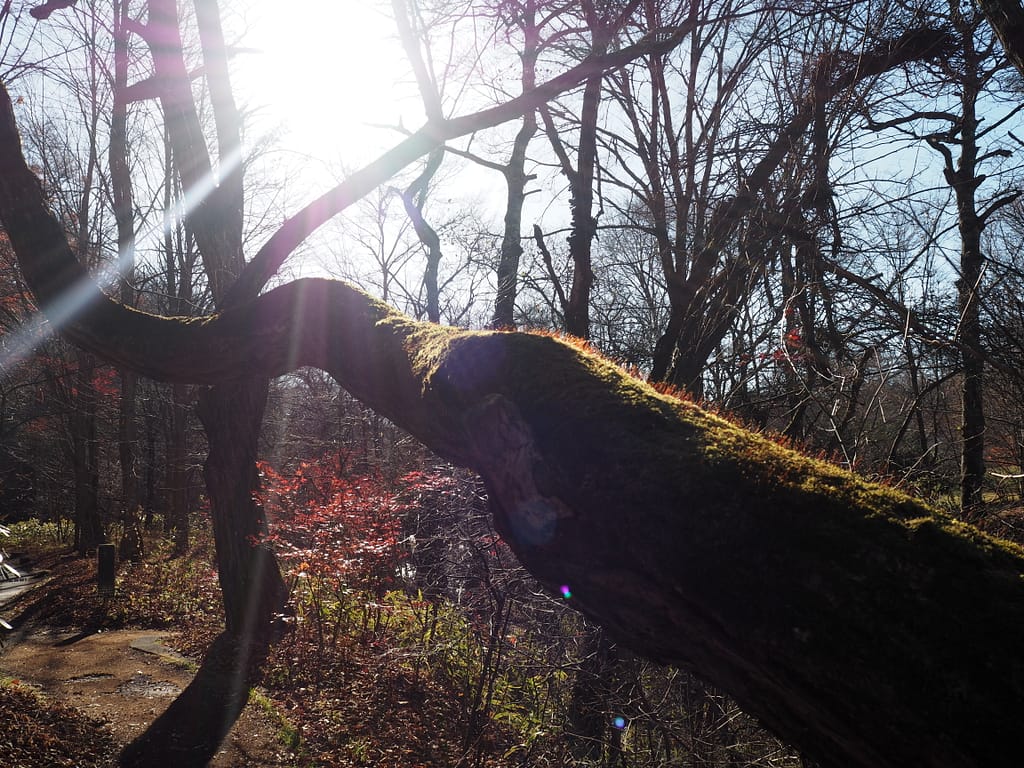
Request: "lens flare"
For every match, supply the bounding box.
[0,149,242,374]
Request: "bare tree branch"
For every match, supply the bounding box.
[223,16,706,307]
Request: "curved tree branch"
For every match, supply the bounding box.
[28,0,76,20]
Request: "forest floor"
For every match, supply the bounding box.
[0,624,289,767]
[0,545,294,767]
[0,533,519,768]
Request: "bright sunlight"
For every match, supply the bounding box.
[238,2,419,168]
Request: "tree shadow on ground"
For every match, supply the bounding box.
[118,631,267,768]
[53,628,100,646]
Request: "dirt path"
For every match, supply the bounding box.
[0,626,293,766]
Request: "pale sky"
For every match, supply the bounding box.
[235,2,421,172]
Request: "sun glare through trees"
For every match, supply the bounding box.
[238,3,419,170]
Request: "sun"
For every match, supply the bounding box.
[236,2,420,168]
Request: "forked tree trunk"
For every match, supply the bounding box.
[139,0,288,638]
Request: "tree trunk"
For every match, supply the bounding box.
[399,172,444,323]
[143,408,156,528]
[195,380,287,638]
[117,370,142,562]
[1016,421,1024,505]
[978,0,1024,77]
[72,353,103,554]
[492,106,537,329]
[10,248,1024,768]
[566,626,615,763]
[166,383,191,553]
[112,0,142,561]
[960,339,986,516]
[144,0,290,637]
[538,7,609,341]
[943,23,987,519]
[957,187,986,518]
[558,65,601,341]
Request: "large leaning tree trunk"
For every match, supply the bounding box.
[2,72,1024,768]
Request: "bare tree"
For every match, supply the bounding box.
[864,0,1022,516]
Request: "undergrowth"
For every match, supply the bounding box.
[0,458,799,767]
[0,499,540,768]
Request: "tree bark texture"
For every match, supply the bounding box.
[492,98,538,329]
[539,23,606,340]
[195,381,287,637]
[490,0,539,334]
[112,0,142,561]
[950,34,986,519]
[166,382,191,553]
[978,0,1024,78]
[2,52,1021,768]
[117,370,143,562]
